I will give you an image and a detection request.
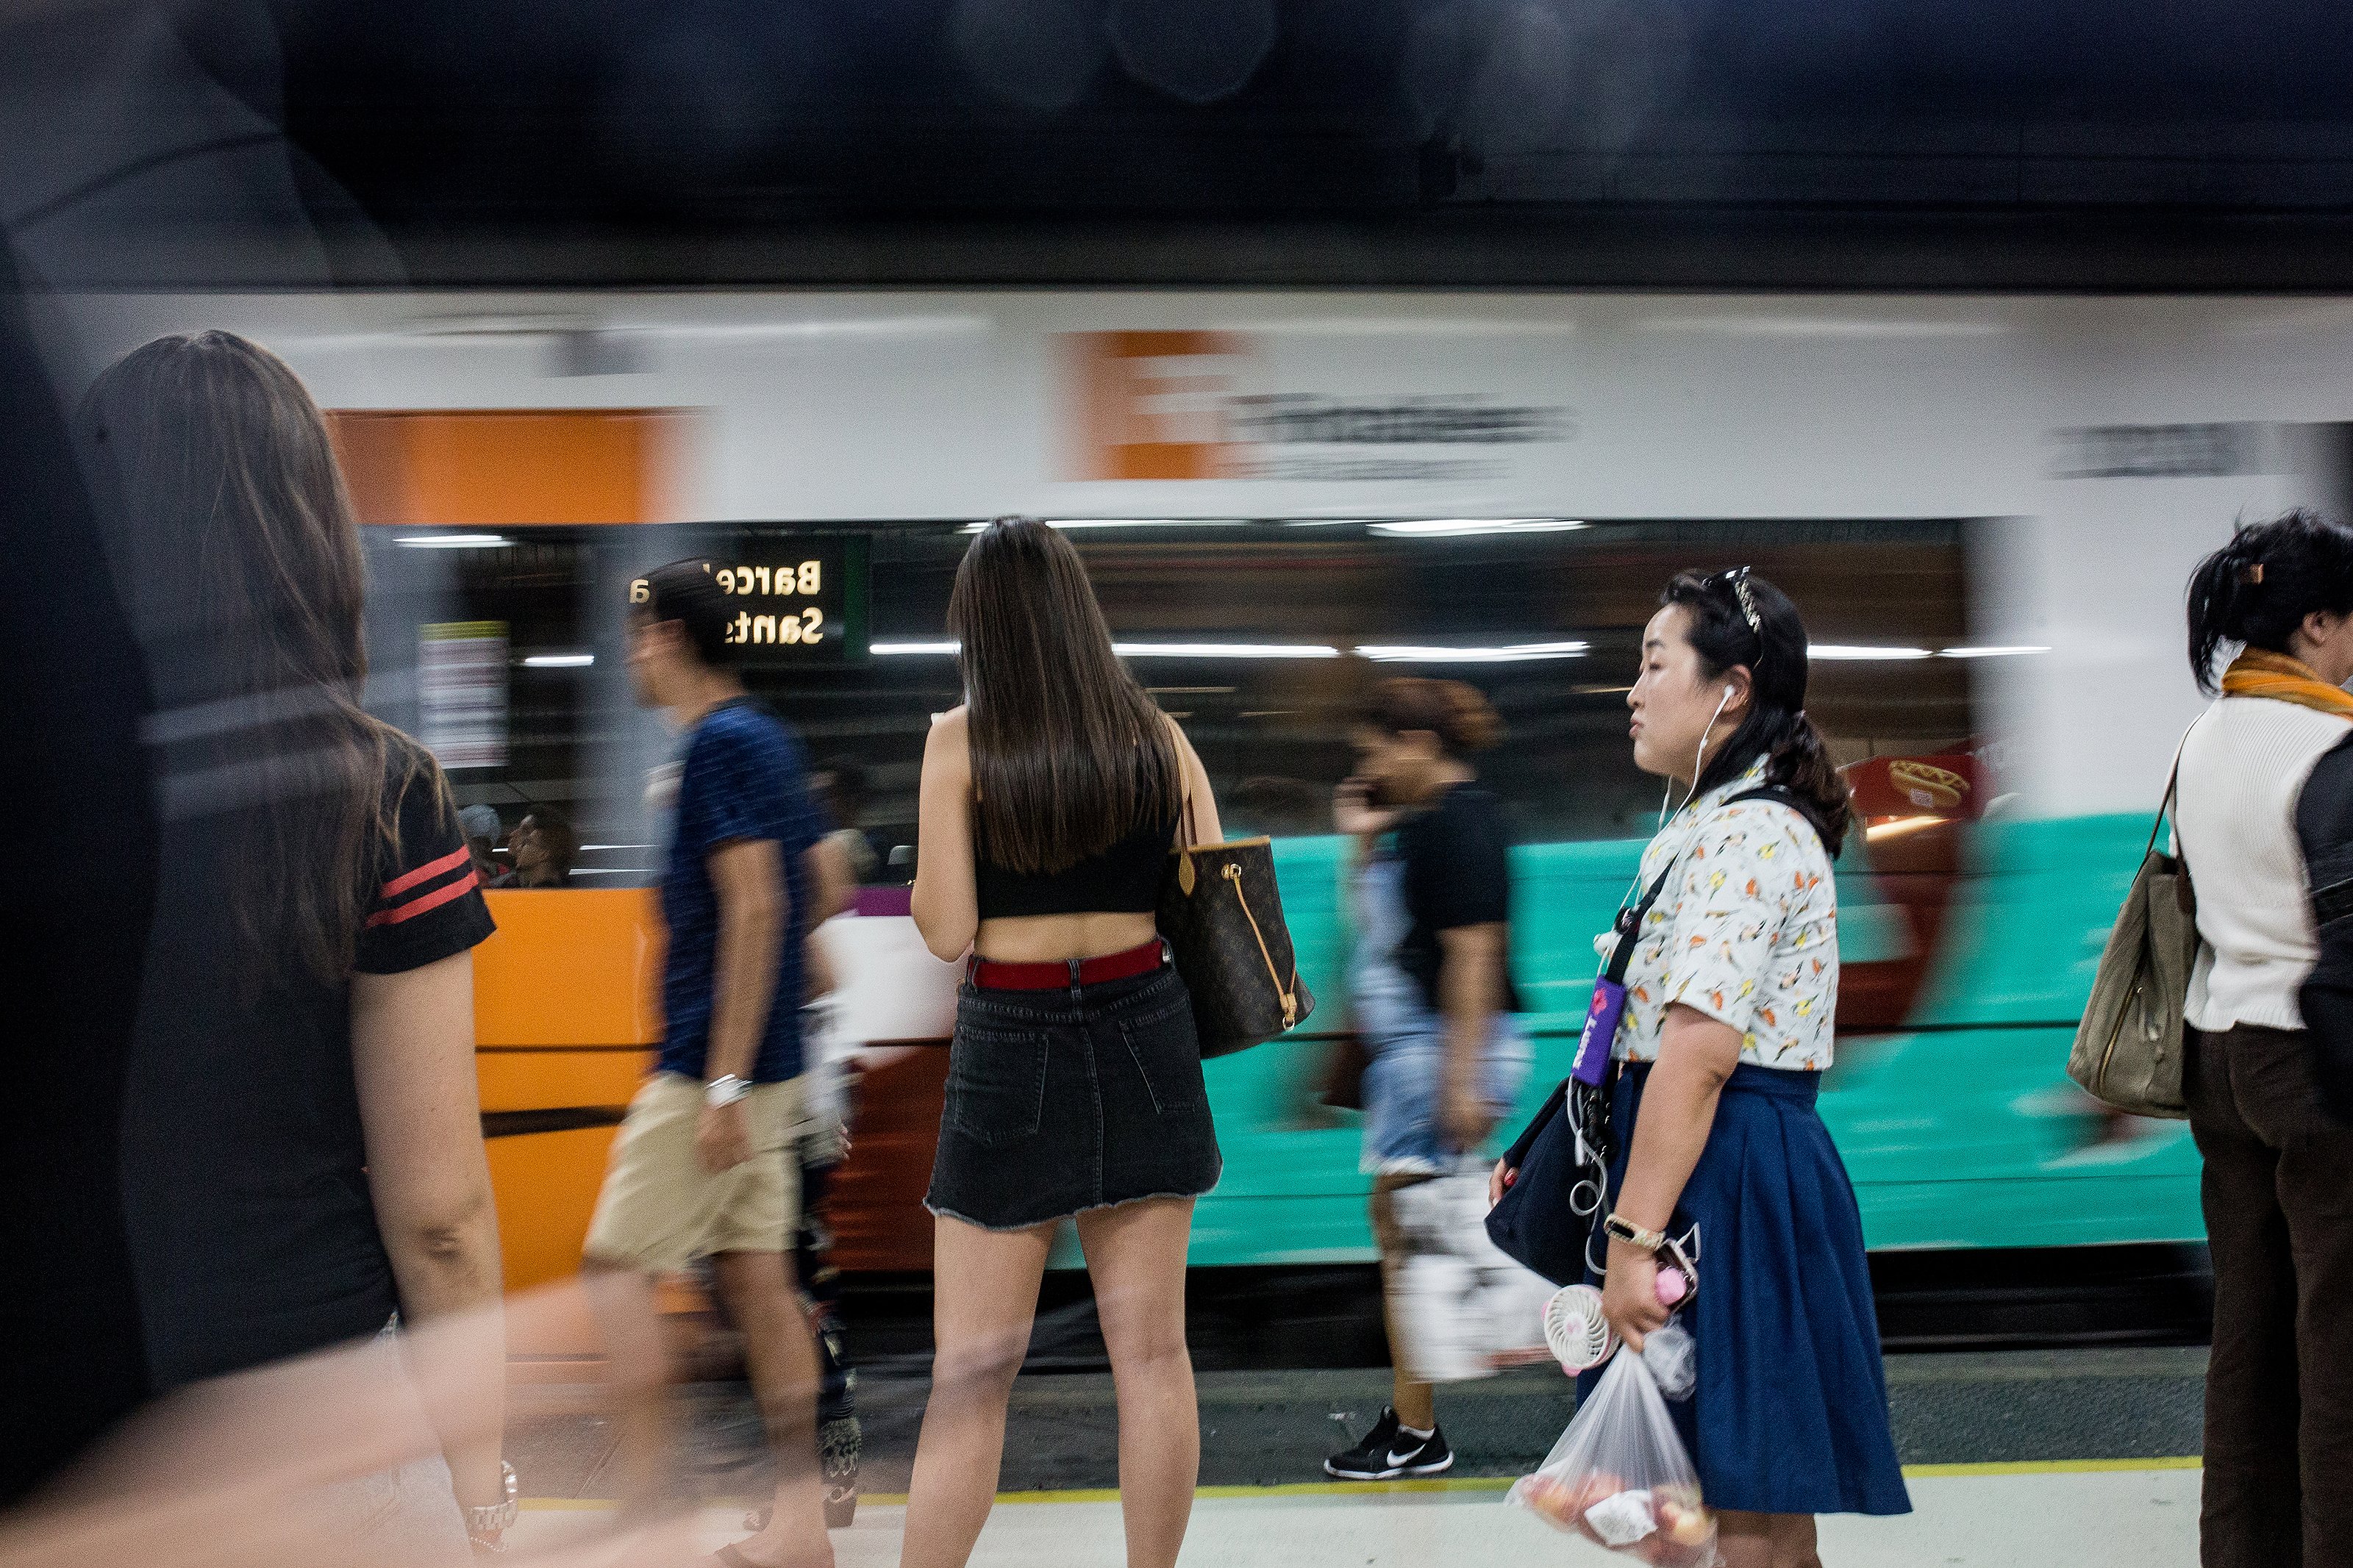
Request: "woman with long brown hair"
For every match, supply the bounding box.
[904,517,1223,1568]
[77,332,513,1555]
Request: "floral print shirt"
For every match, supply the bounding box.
[1604,757,1839,1072]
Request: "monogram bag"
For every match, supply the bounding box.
[1158,796,1315,1058]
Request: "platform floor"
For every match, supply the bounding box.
[512,1463,2202,1565]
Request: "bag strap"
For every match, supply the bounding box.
[2148,722,2195,866]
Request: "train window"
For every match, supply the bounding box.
[360,518,1977,882]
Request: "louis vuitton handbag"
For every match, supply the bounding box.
[1158,796,1315,1058]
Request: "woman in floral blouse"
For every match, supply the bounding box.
[1499,568,1908,1568]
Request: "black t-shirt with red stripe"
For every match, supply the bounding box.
[120,742,493,1390]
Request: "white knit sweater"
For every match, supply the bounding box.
[2176,695,2353,1031]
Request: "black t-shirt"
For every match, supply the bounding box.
[1393,781,1522,1014]
[120,742,495,1390]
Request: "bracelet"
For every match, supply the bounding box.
[1602,1212,1668,1253]
[704,1074,750,1109]
[465,1461,518,1542]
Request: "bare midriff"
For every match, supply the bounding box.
[973,910,1159,964]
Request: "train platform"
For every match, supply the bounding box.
[506,1347,2208,1562]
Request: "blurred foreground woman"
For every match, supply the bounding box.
[1498,568,1907,1568]
[904,518,1224,1568]
[76,334,511,1554]
[2177,513,2353,1568]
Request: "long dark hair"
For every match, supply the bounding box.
[1663,568,1852,856]
[2186,509,2353,695]
[76,331,439,986]
[947,517,1182,873]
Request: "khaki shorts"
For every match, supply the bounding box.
[583,1072,801,1270]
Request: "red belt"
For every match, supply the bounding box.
[968,937,1169,992]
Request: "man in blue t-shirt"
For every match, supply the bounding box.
[582,558,833,1568]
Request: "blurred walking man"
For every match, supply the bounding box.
[583,559,832,1568]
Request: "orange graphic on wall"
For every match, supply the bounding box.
[1063,331,1247,480]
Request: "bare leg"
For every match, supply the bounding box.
[1718,1511,1821,1568]
[1077,1198,1199,1568]
[899,1217,1054,1568]
[711,1249,833,1568]
[1371,1178,1435,1432]
[579,1260,672,1521]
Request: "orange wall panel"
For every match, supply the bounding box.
[474,889,663,1048]
[326,409,688,526]
[486,1125,620,1293]
[476,1049,650,1114]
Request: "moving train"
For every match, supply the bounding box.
[54,288,2327,1294]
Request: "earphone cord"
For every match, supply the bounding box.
[1632,683,1738,906]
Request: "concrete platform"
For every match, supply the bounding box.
[510,1464,2202,1565]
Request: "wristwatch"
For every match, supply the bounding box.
[705,1073,750,1109]
[465,1460,518,1551]
[1602,1213,1668,1253]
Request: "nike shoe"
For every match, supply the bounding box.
[1324,1406,1455,1480]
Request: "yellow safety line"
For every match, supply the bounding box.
[520,1458,2202,1513]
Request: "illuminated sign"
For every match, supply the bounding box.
[628,534,866,664]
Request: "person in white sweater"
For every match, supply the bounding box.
[2176,509,2353,1568]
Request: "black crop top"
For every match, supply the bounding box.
[975,814,1179,919]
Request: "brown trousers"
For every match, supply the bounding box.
[2187,1023,2353,1568]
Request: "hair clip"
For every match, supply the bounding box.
[2239,562,2265,586]
[1713,565,1764,639]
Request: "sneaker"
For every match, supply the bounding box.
[1324,1406,1454,1480]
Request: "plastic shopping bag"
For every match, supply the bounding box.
[1388,1163,1557,1382]
[1507,1345,1718,1566]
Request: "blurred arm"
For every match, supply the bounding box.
[707,837,787,1086]
[1435,922,1504,1147]
[912,708,979,959]
[802,837,854,998]
[349,952,506,1513]
[2298,741,2353,1119]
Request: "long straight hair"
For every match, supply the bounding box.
[1663,568,1853,856]
[946,517,1182,873]
[76,331,438,987]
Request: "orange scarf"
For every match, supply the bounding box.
[2221,648,2353,718]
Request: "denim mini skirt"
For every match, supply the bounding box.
[926,959,1224,1231]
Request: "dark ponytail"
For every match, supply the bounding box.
[2186,510,2353,695]
[1661,569,1852,856]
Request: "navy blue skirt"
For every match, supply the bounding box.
[1577,1062,1910,1518]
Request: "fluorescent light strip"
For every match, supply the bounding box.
[1368,519,1588,537]
[1356,641,1589,663]
[1810,645,1933,661]
[393,533,512,549]
[1114,642,1339,659]
[1937,645,2051,659]
[871,640,1338,659]
[958,519,1243,534]
[522,653,594,667]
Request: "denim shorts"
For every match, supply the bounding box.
[1360,1007,1532,1178]
[926,960,1224,1231]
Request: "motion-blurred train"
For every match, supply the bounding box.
[53,288,2333,1292]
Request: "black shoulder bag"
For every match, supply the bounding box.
[1484,786,1806,1284]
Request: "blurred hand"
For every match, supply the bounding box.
[1488,1158,1515,1209]
[1440,1078,1493,1153]
[1333,778,1399,838]
[1601,1240,1671,1353]
[696,1100,752,1174]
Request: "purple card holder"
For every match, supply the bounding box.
[1571,976,1627,1086]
